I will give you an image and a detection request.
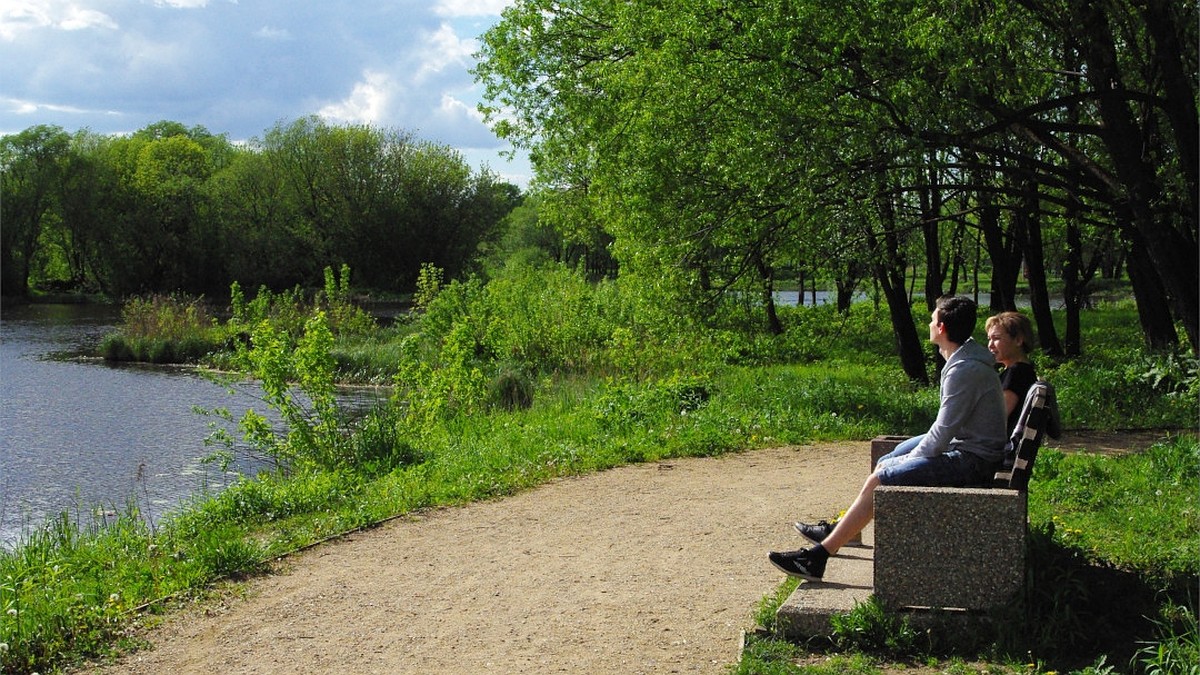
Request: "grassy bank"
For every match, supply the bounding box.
[2,266,1197,674]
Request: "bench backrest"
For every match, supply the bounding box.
[995,380,1059,491]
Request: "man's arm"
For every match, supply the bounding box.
[909,373,978,458]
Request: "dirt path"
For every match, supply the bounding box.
[79,443,870,674]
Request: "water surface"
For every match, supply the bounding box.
[1,304,294,547]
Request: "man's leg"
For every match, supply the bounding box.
[875,434,923,468]
[820,473,881,555]
[796,435,926,543]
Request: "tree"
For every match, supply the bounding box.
[0,125,70,296]
[259,117,513,292]
[477,0,1198,369]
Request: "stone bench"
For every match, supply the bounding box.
[872,467,1026,609]
[775,382,1059,636]
[870,381,1058,612]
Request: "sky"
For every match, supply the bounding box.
[0,0,532,187]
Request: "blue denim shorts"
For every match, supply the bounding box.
[875,448,997,487]
[876,434,924,466]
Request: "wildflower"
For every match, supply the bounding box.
[6,609,15,616]
[0,642,8,653]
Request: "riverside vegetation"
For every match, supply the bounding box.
[1,263,1197,675]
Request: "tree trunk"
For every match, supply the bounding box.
[978,197,1019,312]
[755,252,783,335]
[872,191,928,384]
[836,279,855,313]
[1017,180,1063,356]
[1140,0,1199,222]
[921,167,944,311]
[1075,1,1199,352]
[1061,220,1084,357]
[1124,229,1180,351]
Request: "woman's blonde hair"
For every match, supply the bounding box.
[985,311,1035,354]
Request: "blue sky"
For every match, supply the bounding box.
[0,0,532,187]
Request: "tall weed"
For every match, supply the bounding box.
[1134,599,1200,675]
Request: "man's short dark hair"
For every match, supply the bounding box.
[935,295,978,344]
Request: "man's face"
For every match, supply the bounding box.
[928,309,942,343]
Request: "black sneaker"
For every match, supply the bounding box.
[792,520,834,545]
[768,548,826,581]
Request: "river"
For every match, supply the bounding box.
[0,303,384,549]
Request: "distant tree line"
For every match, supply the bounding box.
[1,117,520,299]
[476,0,1197,377]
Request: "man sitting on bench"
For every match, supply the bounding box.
[769,295,1008,581]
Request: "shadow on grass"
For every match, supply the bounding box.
[1002,524,1197,672]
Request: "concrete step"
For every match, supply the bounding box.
[774,525,874,640]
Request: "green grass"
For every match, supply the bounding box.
[1031,436,1199,580]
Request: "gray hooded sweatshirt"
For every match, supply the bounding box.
[910,337,1008,463]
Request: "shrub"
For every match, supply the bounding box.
[489,363,534,411]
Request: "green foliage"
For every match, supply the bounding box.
[174,471,363,529]
[1046,356,1198,430]
[755,578,801,633]
[413,262,445,312]
[319,264,376,337]
[3,118,516,298]
[829,597,921,658]
[1007,436,1200,667]
[476,0,1198,355]
[1027,302,1197,431]
[183,523,264,579]
[730,638,883,675]
[0,508,218,675]
[238,312,352,471]
[101,294,224,363]
[1134,600,1200,675]
[773,303,904,366]
[592,374,712,429]
[488,362,535,411]
[10,291,1200,675]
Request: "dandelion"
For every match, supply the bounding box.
[0,642,8,653]
[6,608,15,616]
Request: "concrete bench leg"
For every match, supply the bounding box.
[873,486,1026,611]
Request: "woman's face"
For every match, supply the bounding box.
[987,325,1024,365]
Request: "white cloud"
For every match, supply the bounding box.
[439,93,485,125]
[433,0,510,18]
[3,95,119,117]
[318,70,394,126]
[0,1,117,40]
[254,25,290,40]
[152,0,210,8]
[0,2,530,185]
[416,22,476,82]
